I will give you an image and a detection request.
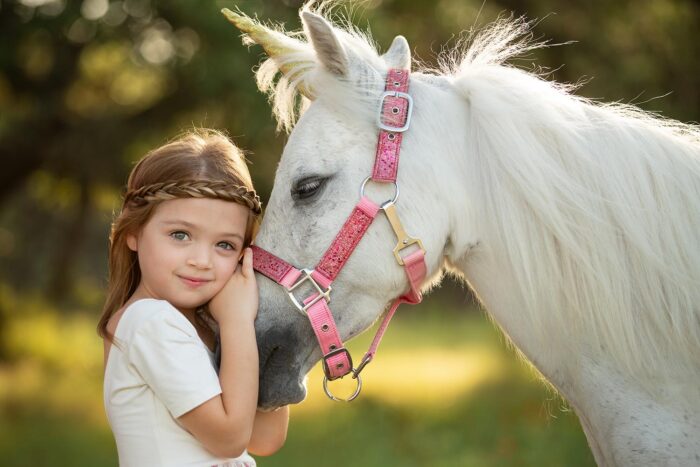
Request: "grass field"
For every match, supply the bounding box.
[0,294,596,466]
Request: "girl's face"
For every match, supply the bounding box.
[127,197,249,313]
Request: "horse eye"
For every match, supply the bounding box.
[292,176,327,201]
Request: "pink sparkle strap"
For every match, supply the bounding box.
[372,69,410,182]
[315,197,380,281]
[251,245,301,288]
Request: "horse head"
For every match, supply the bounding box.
[223,6,474,409]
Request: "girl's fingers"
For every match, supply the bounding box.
[233,258,243,275]
[241,247,254,278]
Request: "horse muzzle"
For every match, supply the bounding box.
[255,318,312,409]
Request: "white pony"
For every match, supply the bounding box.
[224,4,700,466]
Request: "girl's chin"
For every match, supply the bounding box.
[168,295,214,313]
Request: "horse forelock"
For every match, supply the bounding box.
[253,1,388,133]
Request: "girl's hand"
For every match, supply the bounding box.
[209,247,258,326]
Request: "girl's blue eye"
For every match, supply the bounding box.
[217,241,235,251]
[171,231,190,241]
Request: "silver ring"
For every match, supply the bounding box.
[323,373,362,402]
[359,176,399,206]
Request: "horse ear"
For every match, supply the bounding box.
[301,10,349,77]
[382,35,411,70]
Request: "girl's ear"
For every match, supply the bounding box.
[126,233,138,252]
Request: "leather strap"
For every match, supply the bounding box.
[372,69,410,182]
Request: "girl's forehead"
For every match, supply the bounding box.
[152,197,249,232]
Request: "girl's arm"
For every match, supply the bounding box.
[178,248,260,459]
[248,406,290,456]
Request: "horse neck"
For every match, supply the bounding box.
[408,78,566,378]
[438,65,700,381]
[439,75,700,465]
[449,186,700,467]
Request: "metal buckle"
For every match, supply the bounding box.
[381,202,425,266]
[376,91,413,133]
[352,353,373,378]
[285,268,331,316]
[321,347,354,380]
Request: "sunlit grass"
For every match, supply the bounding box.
[296,313,511,414]
[315,347,505,407]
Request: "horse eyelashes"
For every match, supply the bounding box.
[292,176,328,201]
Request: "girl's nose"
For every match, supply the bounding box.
[187,245,213,269]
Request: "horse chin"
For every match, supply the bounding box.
[258,371,307,410]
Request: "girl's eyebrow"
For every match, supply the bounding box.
[161,220,243,240]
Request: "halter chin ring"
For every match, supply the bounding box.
[377,91,413,132]
[285,268,332,316]
[323,373,363,402]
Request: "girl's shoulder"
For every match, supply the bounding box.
[116,299,196,342]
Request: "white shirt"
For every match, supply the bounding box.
[103,298,256,467]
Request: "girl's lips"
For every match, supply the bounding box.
[178,275,212,287]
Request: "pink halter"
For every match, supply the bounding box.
[252,69,427,401]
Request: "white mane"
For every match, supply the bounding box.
[254,4,700,386]
[451,26,700,386]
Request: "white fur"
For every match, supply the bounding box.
[246,3,700,465]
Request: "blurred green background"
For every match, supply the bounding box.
[1,0,698,465]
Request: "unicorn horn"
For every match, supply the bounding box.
[221,8,313,98]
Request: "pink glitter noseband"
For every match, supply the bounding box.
[252,69,427,401]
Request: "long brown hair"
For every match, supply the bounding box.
[98,129,261,343]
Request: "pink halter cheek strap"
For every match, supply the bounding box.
[252,68,427,393]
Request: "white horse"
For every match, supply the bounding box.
[223,4,700,466]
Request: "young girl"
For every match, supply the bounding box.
[98,130,288,466]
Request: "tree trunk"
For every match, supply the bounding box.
[47,178,91,303]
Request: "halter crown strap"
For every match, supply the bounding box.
[373,69,411,182]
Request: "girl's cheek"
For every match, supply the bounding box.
[218,258,238,277]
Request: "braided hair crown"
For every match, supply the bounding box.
[124,179,262,215]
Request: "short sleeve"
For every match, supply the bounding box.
[128,307,222,418]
